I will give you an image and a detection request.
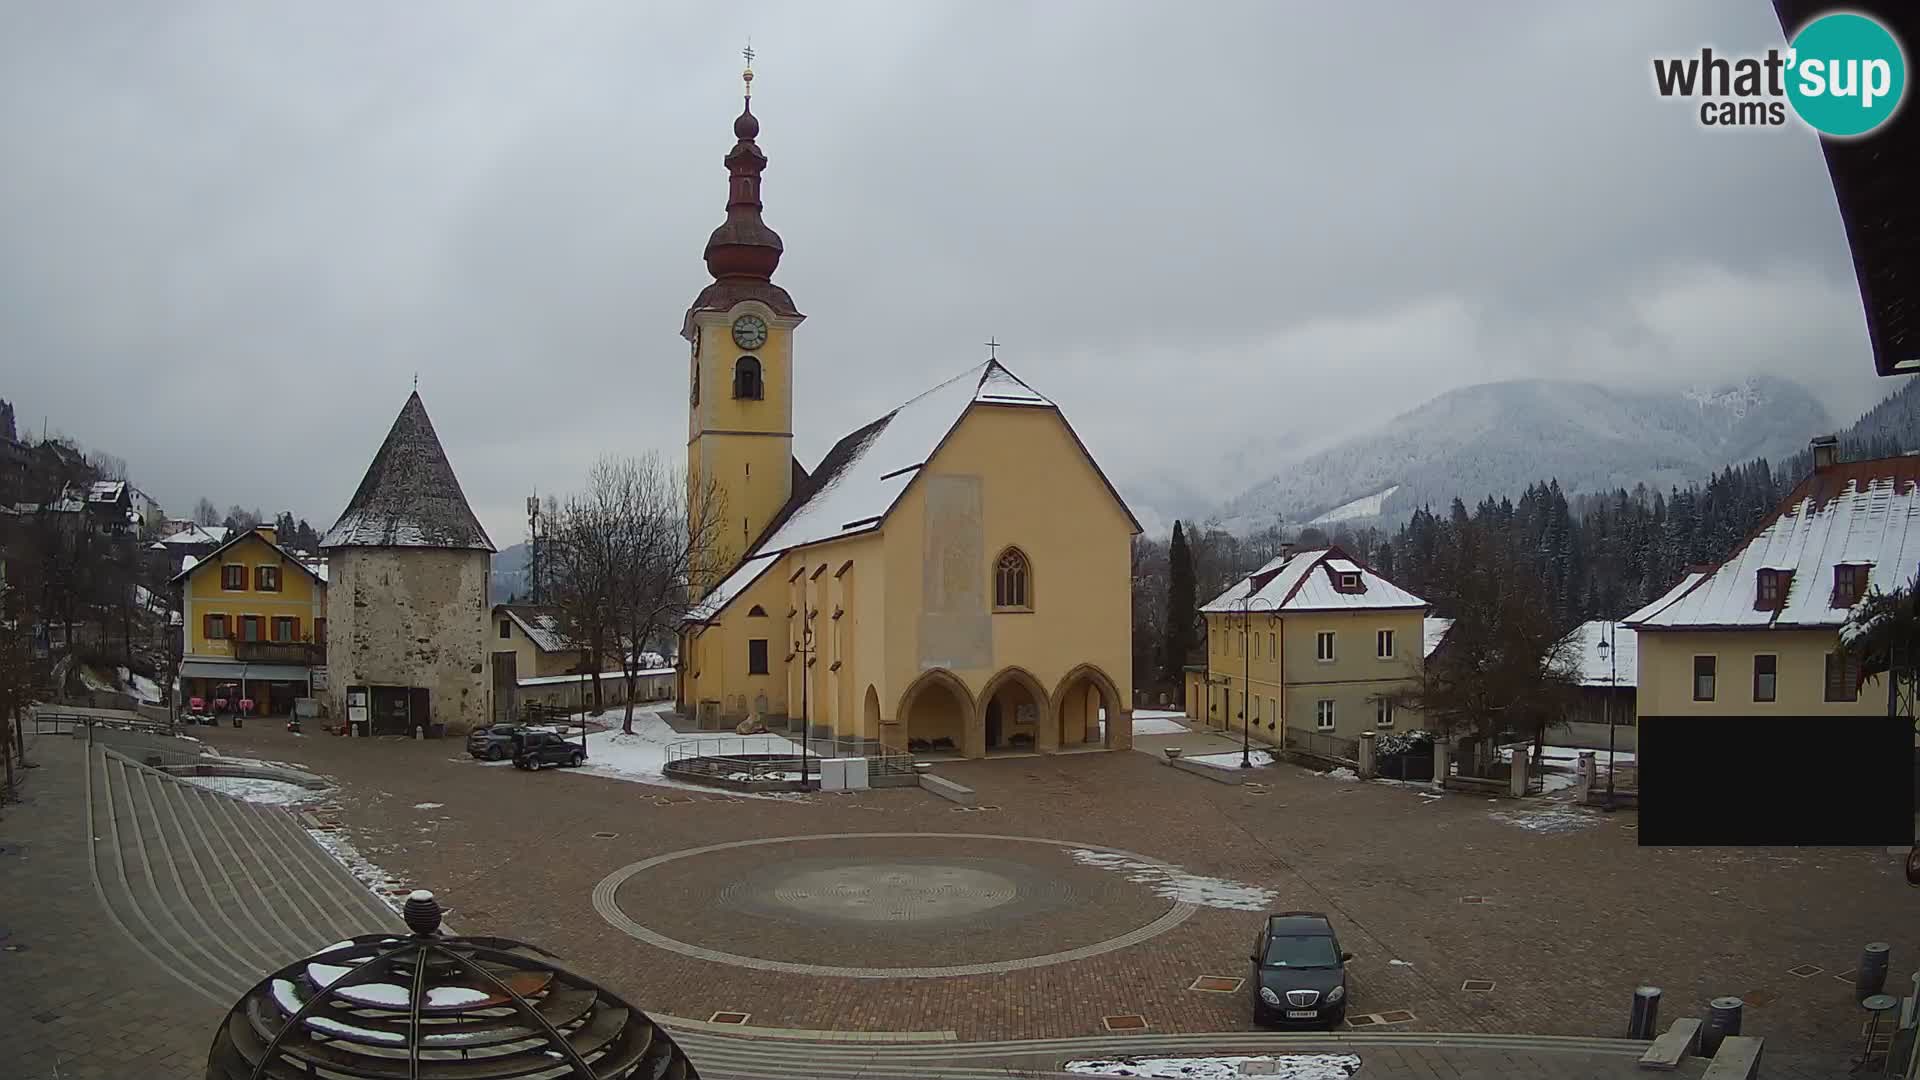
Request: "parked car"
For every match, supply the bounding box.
[467,723,528,761]
[1249,912,1352,1029]
[512,730,586,771]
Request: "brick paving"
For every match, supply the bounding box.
[1,716,1893,1077]
[184,719,1908,1071]
[0,733,223,1080]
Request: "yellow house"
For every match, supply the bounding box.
[676,82,1139,758]
[491,604,587,680]
[1195,547,1429,753]
[1625,439,1912,721]
[488,604,677,723]
[171,525,327,717]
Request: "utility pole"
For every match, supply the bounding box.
[526,495,542,605]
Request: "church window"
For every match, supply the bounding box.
[747,605,767,617]
[748,638,769,675]
[733,356,764,400]
[994,548,1031,610]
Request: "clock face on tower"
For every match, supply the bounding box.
[731,314,769,350]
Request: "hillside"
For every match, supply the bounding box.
[490,542,531,605]
[1211,376,1832,532]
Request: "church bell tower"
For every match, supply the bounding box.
[684,48,804,581]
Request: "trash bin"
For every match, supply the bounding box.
[1700,997,1743,1056]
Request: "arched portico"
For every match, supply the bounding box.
[862,684,882,743]
[976,667,1051,756]
[895,668,975,756]
[1052,664,1130,751]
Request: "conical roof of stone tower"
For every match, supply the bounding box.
[320,392,495,552]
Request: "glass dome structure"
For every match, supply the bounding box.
[205,890,700,1079]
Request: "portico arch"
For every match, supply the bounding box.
[1052,664,1129,751]
[976,667,1051,756]
[896,668,975,756]
[862,684,881,743]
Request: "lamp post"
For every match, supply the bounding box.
[1229,596,1277,768]
[793,614,816,786]
[1597,623,1617,811]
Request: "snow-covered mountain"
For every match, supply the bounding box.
[1208,377,1832,533]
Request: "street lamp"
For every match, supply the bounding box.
[1228,596,1277,768]
[1596,623,1617,811]
[793,614,816,787]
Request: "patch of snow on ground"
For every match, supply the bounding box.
[1500,744,1635,766]
[1390,959,1413,966]
[307,825,410,911]
[1132,715,1192,736]
[1068,850,1277,911]
[1187,750,1276,769]
[1322,767,1359,781]
[1065,1053,1362,1078]
[116,666,162,704]
[182,775,326,806]
[559,704,807,799]
[1488,803,1600,833]
[412,802,444,810]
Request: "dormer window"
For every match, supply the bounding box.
[1833,564,1871,608]
[1338,573,1360,590]
[1754,568,1791,611]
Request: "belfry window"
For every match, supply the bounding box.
[994,548,1032,611]
[733,356,763,400]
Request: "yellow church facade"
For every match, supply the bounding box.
[676,75,1138,758]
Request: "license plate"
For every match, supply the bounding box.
[1285,1009,1318,1018]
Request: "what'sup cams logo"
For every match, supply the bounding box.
[1653,10,1906,136]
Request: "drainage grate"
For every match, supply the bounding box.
[1375,1009,1416,1023]
[1102,1014,1148,1032]
[1835,971,1857,983]
[1188,976,1244,993]
[1460,896,1488,905]
[1345,1014,1379,1027]
[592,831,619,839]
[708,1011,750,1025]
[1788,964,1824,978]
[1461,979,1496,992]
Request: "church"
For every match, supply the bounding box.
[676,65,1139,759]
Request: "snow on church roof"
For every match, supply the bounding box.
[1200,548,1427,614]
[1626,456,1920,630]
[321,392,495,552]
[690,360,1107,623]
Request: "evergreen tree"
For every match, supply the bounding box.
[1163,521,1197,689]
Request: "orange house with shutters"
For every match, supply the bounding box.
[171,525,328,717]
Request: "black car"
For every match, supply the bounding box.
[1249,912,1352,1029]
[512,730,586,771]
[467,723,527,761]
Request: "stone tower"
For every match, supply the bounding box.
[684,58,806,582]
[320,392,495,735]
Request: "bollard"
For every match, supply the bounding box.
[1857,942,1891,1002]
[1699,996,1743,1056]
[1628,986,1662,1039]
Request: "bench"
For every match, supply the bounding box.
[1700,1035,1762,1080]
[919,774,976,807]
[1637,1018,1701,1070]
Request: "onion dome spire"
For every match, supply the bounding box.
[704,43,783,282]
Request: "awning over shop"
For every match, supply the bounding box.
[178,660,312,682]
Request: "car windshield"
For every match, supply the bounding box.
[1264,934,1339,968]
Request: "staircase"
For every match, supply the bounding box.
[85,743,400,1005]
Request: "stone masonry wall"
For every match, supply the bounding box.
[326,547,490,734]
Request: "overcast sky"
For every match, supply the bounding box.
[0,1,1893,546]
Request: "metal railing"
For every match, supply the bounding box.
[31,705,175,737]
[1284,727,1358,764]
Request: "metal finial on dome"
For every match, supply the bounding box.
[742,40,755,98]
[402,889,442,936]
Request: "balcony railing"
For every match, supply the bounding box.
[232,641,325,666]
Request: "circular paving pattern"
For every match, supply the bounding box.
[592,833,1198,978]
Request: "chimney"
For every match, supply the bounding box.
[1810,435,1838,472]
[1279,542,1296,562]
[255,525,278,545]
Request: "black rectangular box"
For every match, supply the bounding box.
[1638,716,1914,846]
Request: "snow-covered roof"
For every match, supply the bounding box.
[321,391,495,552]
[87,480,126,503]
[1626,457,1920,630]
[690,359,1135,624]
[158,523,229,547]
[1423,617,1454,658]
[1201,548,1427,614]
[1561,620,1637,687]
[504,607,570,652]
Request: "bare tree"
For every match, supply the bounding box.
[548,455,727,734]
[192,497,220,526]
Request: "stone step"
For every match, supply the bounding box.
[241,782,398,932]
[120,762,261,992]
[154,776,294,977]
[173,771,332,969]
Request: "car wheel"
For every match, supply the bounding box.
[528,758,541,771]
[488,746,505,761]
[571,753,583,767]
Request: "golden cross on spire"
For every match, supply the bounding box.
[742,40,755,98]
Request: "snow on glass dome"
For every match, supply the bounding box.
[205,890,699,1079]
